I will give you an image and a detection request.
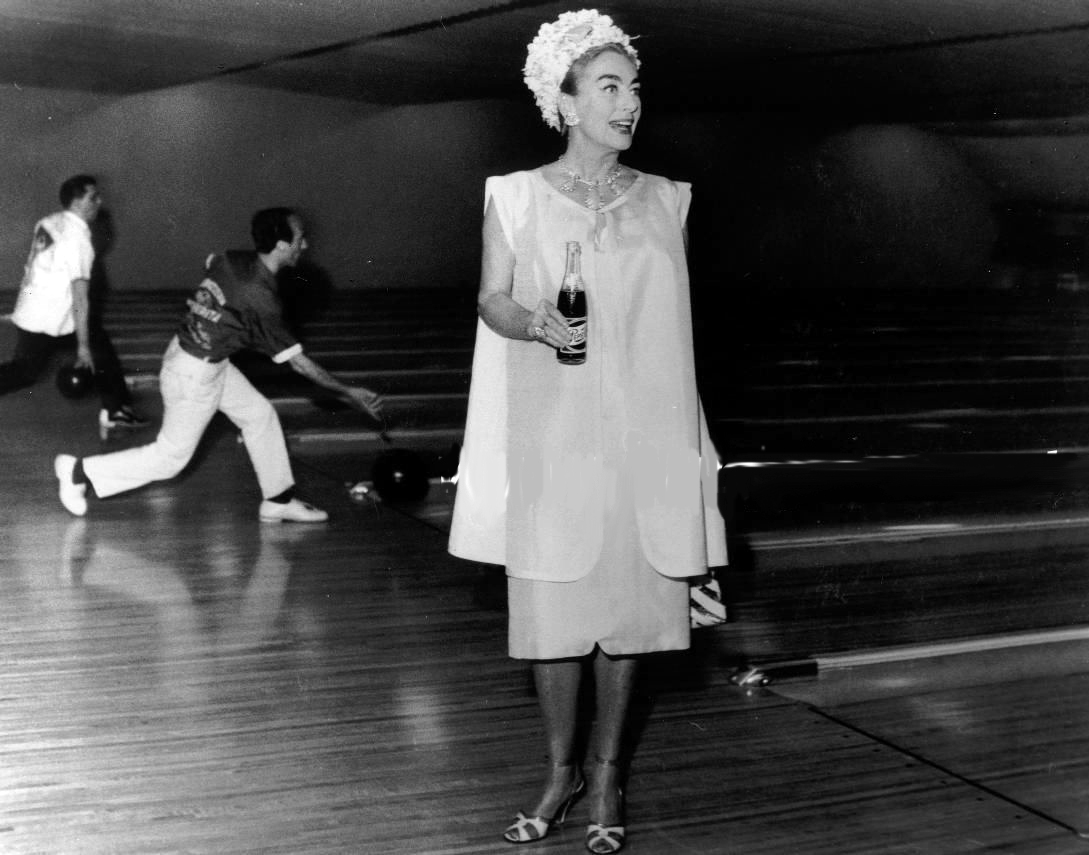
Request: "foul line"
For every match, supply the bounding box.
[810,707,1085,838]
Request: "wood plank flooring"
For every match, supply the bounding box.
[3,289,1089,852]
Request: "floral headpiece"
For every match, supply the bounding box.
[523,9,640,132]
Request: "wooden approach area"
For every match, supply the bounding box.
[3,288,1089,854]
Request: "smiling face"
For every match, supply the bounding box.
[562,48,641,151]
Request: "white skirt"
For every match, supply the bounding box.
[507,465,690,660]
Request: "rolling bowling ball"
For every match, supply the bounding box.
[55,362,94,400]
[371,448,430,503]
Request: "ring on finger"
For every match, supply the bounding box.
[532,326,545,340]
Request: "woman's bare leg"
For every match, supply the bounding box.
[526,659,583,816]
[587,651,638,825]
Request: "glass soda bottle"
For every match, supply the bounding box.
[557,241,587,365]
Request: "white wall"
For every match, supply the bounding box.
[0,81,548,293]
[0,78,1048,294]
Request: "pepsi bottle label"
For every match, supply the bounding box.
[558,316,586,363]
[563,318,587,349]
[557,285,586,364]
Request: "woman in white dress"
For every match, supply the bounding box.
[449,10,727,853]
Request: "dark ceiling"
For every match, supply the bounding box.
[6,0,1089,131]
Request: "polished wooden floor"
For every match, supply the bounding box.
[4,290,1089,853]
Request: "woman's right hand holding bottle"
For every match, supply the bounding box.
[525,299,569,348]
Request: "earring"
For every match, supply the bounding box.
[564,113,580,126]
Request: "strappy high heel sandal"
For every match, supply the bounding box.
[503,764,585,844]
[585,758,626,854]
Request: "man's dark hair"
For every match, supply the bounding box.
[60,174,97,208]
[251,207,297,253]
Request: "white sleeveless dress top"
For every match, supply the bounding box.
[449,169,727,583]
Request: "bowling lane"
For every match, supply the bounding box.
[717,501,1089,665]
[294,442,1089,673]
[775,645,1089,840]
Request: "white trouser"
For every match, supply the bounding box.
[83,337,294,500]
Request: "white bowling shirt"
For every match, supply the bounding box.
[11,210,93,337]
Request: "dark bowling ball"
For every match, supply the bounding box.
[371,448,430,503]
[55,363,95,400]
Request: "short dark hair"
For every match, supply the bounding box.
[60,174,97,208]
[251,207,297,253]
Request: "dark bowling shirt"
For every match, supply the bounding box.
[176,250,303,365]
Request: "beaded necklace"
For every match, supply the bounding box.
[556,158,624,211]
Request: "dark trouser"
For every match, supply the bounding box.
[0,324,132,413]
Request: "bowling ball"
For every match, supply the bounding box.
[55,363,94,400]
[371,448,430,503]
